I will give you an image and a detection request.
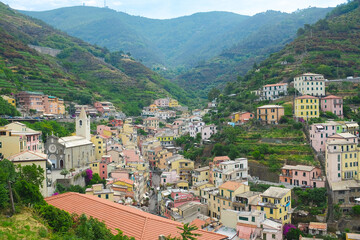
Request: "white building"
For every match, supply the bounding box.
[261,83,288,101]
[213,158,248,187]
[293,73,325,96]
[189,121,205,138]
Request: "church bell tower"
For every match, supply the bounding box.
[76,106,90,140]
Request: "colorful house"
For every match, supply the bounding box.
[279,165,325,188]
[309,121,341,152]
[167,155,194,182]
[91,135,107,160]
[260,83,288,101]
[321,95,343,118]
[294,95,319,120]
[231,112,254,124]
[169,98,180,108]
[108,178,135,200]
[256,187,292,224]
[144,117,159,128]
[86,184,114,202]
[257,105,284,124]
[192,166,210,184]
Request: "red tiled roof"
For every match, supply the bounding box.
[309,222,327,230]
[45,193,226,240]
[322,95,342,99]
[219,181,244,191]
[213,156,230,162]
[190,218,206,229]
[296,95,318,99]
[108,178,134,185]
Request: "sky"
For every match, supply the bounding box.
[2,0,348,19]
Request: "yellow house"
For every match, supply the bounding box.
[0,128,27,159]
[157,149,173,170]
[257,105,284,124]
[149,104,158,112]
[90,161,100,175]
[168,156,194,182]
[192,166,210,183]
[346,233,360,240]
[294,95,319,120]
[2,95,16,107]
[91,135,106,160]
[9,151,48,197]
[176,180,189,190]
[169,99,180,108]
[109,178,135,199]
[86,184,114,202]
[57,99,65,115]
[192,182,215,196]
[256,187,292,224]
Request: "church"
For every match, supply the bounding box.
[45,107,95,169]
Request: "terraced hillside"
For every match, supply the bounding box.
[0,2,193,115]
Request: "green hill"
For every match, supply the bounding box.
[226,0,360,93]
[216,0,360,115]
[174,7,332,97]
[0,2,193,115]
[22,7,249,68]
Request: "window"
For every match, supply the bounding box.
[252,217,255,222]
[106,194,109,199]
[270,208,273,214]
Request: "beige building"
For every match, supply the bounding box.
[9,151,48,197]
[293,73,325,97]
[257,105,284,124]
[86,184,114,201]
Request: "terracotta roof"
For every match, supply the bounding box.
[45,193,226,240]
[190,218,206,229]
[296,95,318,99]
[108,178,134,185]
[219,181,244,191]
[213,156,230,162]
[309,222,327,230]
[322,95,342,99]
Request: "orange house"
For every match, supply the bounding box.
[231,112,254,124]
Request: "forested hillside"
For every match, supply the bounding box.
[175,7,332,97]
[23,7,249,68]
[0,2,193,115]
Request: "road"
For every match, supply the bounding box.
[148,171,161,215]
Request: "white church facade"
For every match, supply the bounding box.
[44,107,95,169]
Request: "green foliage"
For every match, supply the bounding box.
[88,173,106,187]
[0,98,20,116]
[55,183,86,194]
[352,205,360,215]
[74,214,114,240]
[0,184,9,209]
[14,180,45,205]
[35,204,73,233]
[285,228,303,240]
[25,121,72,142]
[60,169,70,178]
[17,164,45,188]
[293,187,327,211]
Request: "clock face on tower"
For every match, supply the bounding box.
[49,144,57,153]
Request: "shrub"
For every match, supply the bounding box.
[35,204,73,233]
[353,205,360,215]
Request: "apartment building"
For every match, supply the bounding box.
[279,165,325,188]
[294,95,319,120]
[167,155,194,182]
[325,133,359,183]
[94,101,116,116]
[260,83,288,101]
[255,187,292,224]
[16,91,65,115]
[192,166,210,184]
[201,124,217,140]
[257,105,284,124]
[212,158,248,187]
[293,73,325,96]
[309,121,341,152]
[321,95,343,118]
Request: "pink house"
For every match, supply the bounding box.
[96,125,117,136]
[161,170,180,186]
[154,98,169,107]
[111,169,130,179]
[309,121,340,152]
[279,165,325,188]
[170,191,199,208]
[201,124,217,140]
[5,122,42,153]
[321,95,343,118]
[122,149,143,164]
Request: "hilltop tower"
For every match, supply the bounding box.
[76,106,90,140]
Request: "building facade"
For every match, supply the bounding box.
[257,105,284,124]
[321,95,343,118]
[293,73,325,96]
[294,95,319,120]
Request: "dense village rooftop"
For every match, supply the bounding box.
[281,165,315,172]
[330,180,360,191]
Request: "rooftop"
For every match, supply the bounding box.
[257,105,284,109]
[194,166,210,172]
[213,156,230,162]
[296,95,318,99]
[322,95,342,99]
[58,136,93,148]
[8,151,47,162]
[45,193,226,240]
[219,181,244,191]
[330,180,360,191]
[263,83,287,87]
[261,187,290,199]
[281,165,315,172]
[309,222,327,230]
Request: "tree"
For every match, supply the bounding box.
[352,205,360,215]
[164,223,201,240]
[0,159,17,214]
[17,164,45,188]
[60,169,69,178]
[208,88,220,101]
[285,228,303,240]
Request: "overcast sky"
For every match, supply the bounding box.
[3,0,347,19]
